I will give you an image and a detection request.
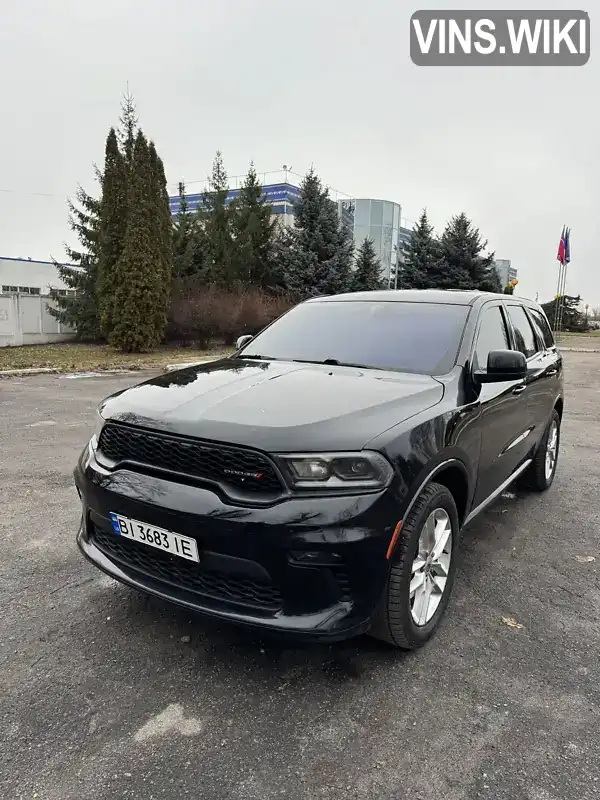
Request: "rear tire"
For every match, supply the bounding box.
[518,409,561,492]
[369,482,459,650]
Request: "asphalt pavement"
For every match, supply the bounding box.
[1,353,600,800]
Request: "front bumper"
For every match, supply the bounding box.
[74,445,403,642]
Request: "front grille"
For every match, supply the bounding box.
[92,526,283,613]
[97,423,284,497]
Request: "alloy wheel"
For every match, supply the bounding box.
[545,420,559,481]
[410,508,453,627]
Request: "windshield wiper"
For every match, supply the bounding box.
[291,358,367,369]
[238,354,277,361]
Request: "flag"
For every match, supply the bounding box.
[556,226,566,264]
[564,227,571,264]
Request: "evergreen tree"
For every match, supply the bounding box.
[172,181,195,277]
[202,151,235,287]
[97,127,128,337]
[351,237,383,292]
[118,88,138,166]
[400,209,449,289]
[49,185,103,340]
[330,221,354,295]
[110,131,168,351]
[440,213,501,291]
[282,168,353,298]
[230,163,278,287]
[542,294,589,332]
[148,140,174,315]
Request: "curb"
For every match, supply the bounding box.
[560,347,600,353]
[0,367,59,377]
[0,367,149,378]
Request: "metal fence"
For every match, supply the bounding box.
[0,292,75,347]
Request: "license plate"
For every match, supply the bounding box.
[109,513,200,563]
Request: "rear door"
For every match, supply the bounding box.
[523,305,562,441]
[471,301,532,507]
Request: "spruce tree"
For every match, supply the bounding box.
[401,209,456,289]
[230,163,278,287]
[110,131,167,351]
[202,151,235,287]
[49,185,103,340]
[542,294,588,332]
[440,213,501,291]
[351,237,383,292]
[329,220,355,294]
[283,168,353,298]
[148,140,174,315]
[97,128,128,337]
[172,181,195,277]
[118,89,138,166]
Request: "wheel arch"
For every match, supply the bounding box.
[402,458,471,528]
[554,396,564,419]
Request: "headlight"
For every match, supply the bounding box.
[277,451,394,491]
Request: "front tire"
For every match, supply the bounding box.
[519,409,561,492]
[369,482,459,650]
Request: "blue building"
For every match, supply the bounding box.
[169,182,301,229]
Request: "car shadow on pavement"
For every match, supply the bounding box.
[115,585,408,683]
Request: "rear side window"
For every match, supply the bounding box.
[529,308,555,349]
[506,305,539,358]
[474,306,511,370]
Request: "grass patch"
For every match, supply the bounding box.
[0,342,230,372]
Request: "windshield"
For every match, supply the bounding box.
[239,300,471,375]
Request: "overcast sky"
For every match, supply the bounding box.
[1,0,597,304]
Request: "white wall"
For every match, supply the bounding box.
[0,257,74,295]
[0,293,75,347]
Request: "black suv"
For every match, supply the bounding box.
[75,290,563,649]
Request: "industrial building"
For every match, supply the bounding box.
[0,257,77,347]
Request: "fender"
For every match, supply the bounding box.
[386,457,470,559]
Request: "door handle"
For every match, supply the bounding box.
[512,385,527,395]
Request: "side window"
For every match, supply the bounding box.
[506,305,539,358]
[474,306,510,370]
[529,308,555,350]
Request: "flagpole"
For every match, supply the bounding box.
[557,227,571,332]
[554,261,564,335]
[553,225,569,335]
[557,262,568,332]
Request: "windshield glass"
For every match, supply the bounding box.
[239,300,471,375]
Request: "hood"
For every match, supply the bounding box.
[100,357,444,452]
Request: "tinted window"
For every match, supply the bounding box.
[240,301,471,375]
[506,305,539,358]
[530,308,555,349]
[474,306,510,370]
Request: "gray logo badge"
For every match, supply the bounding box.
[410,10,590,66]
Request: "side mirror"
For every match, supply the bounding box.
[235,334,253,350]
[475,349,527,383]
